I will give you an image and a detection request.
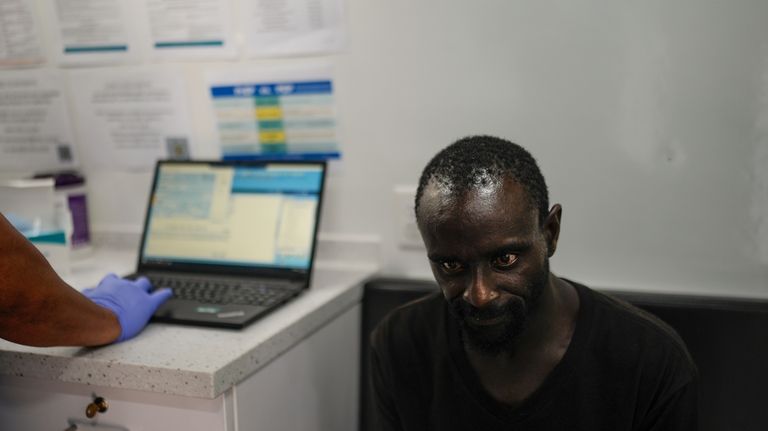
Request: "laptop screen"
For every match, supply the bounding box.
[139,161,324,272]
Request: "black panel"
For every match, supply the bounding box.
[359,278,438,431]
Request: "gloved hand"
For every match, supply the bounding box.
[82,274,173,343]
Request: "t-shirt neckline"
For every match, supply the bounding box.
[446,279,595,424]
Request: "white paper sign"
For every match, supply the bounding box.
[0,70,77,171]
[69,66,192,171]
[145,0,236,59]
[240,0,345,57]
[0,0,45,67]
[50,0,139,66]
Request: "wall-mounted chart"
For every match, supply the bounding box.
[207,63,340,160]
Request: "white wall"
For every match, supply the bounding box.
[23,0,768,297]
[327,0,768,297]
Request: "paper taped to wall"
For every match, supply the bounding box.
[206,63,340,160]
[0,70,78,172]
[68,66,192,171]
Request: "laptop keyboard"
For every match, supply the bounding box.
[148,276,295,307]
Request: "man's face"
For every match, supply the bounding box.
[417,176,555,355]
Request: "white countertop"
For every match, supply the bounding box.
[0,246,377,399]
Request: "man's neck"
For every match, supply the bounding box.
[464,275,580,407]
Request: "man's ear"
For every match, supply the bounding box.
[543,204,562,257]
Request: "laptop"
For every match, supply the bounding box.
[129,160,326,328]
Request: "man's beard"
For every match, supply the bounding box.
[449,261,549,356]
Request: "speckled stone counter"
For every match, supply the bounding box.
[0,246,376,399]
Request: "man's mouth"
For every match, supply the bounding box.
[466,312,510,327]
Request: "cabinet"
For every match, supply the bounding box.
[0,304,361,430]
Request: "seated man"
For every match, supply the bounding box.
[370,136,698,430]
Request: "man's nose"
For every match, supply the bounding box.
[463,266,498,308]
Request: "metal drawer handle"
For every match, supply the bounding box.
[85,396,109,418]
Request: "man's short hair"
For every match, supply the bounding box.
[415,135,550,225]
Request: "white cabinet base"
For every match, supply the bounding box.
[0,304,361,431]
[234,303,361,431]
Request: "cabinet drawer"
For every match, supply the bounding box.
[0,376,233,431]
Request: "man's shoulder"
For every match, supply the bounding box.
[588,286,688,348]
[575,282,698,378]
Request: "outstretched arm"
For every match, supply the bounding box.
[0,214,170,346]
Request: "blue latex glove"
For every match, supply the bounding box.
[82,274,173,343]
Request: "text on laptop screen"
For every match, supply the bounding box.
[141,163,323,270]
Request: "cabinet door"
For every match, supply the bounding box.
[0,376,233,431]
[235,304,361,431]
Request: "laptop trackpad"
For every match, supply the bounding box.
[153,300,267,327]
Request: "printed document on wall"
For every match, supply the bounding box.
[206,62,340,160]
[0,0,45,67]
[50,0,139,66]
[145,0,236,60]
[0,70,77,172]
[241,0,345,57]
[69,66,192,171]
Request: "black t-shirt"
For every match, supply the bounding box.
[369,281,698,431]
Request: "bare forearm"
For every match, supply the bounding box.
[0,283,120,347]
[0,215,120,346]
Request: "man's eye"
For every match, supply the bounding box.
[493,253,518,268]
[440,261,464,273]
